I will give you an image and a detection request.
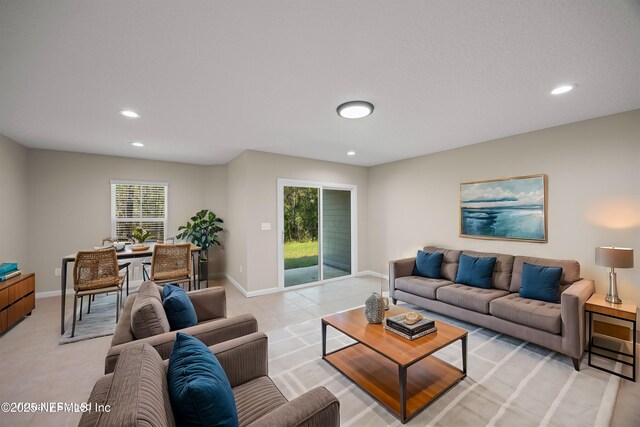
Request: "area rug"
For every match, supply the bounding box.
[59,293,121,344]
[266,307,620,427]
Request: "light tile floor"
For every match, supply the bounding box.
[0,275,637,426]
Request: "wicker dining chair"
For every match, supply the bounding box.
[142,237,175,281]
[72,248,125,337]
[150,243,192,290]
[102,237,131,295]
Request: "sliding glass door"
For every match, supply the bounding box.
[278,180,356,288]
[283,186,320,287]
[321,189,351,280]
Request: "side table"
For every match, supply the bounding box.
[585,294,637,382]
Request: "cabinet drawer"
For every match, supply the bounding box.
[0,309,7,333]
[0,288,7,310]
[8,276,34,302]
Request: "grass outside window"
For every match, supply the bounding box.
[284,241,318,269]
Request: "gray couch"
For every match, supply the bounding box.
[105,281,258,374]
[81,334,340,427]
[390,246,595,369]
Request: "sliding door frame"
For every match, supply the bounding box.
[277,178,357,289]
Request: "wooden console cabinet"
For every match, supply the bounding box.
[0,273,35,333]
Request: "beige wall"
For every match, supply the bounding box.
[368,110,640,309]
[225,152,249,288]
[0,134,29,271]
[27,150,223,293]
[240,150,368,293]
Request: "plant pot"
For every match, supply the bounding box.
[199,259,209,285]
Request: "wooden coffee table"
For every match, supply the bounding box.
[322,306,467,423]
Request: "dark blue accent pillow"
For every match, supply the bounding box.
[163,284,198,330]
[455,254,496,289]
[412,250,443,279]
[519,262,563,303]
[168,333,239,427]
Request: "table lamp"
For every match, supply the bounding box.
[595,246,634,304]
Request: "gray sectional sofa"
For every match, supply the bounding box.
[389,246,595,369]
[81,334,340,427]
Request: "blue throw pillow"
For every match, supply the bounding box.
[455,254,496,289]
[163,284,198,330]
[519,262,563,303]
[412,250,443,279]
[168,333,239,427]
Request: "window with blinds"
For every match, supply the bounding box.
[110,181,168,242]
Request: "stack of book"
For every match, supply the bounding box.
[385,313,437,340]
[0,262,22,282]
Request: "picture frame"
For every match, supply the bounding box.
[459,174,547,242]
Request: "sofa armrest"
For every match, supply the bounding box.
[560,279,595,359]
[249,387,340,427]
[188,286,226,322]
[79,373,114,427]
[210,332,268,388]
[105,313,257,374]
[389,257,415,296]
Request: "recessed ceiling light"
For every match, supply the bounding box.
[551,84,578,95]
[337,101,374,119]
[131,142,144,147]
[120,109,140,118]
[347,150,356,156]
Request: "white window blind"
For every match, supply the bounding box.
[110,181,168,242]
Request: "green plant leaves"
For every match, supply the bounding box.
[177,210,224,254]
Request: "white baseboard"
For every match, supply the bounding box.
[224,274,249,297]
[357,270,389,280]
[224,274,281,298]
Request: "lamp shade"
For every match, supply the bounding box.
[595,247,634,268]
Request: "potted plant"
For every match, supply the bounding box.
[131,226,151,247]
[176,210,224,282]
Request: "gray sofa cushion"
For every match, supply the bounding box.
[96,343,175,427]
[233,376,288,426]
[131,281,171,339]
[490,293,562,334]
[436,284,509,314]
[510,256,580,293]
[395,276,453,300]
[423,246,461,281]
[462,250,514,290]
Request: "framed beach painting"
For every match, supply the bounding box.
[459,174,547,242]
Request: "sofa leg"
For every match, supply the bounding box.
[571,357,580,371]
[392,298,397,305]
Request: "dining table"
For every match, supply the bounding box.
[59,243,201,335]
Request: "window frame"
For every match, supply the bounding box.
[110,180,169,242]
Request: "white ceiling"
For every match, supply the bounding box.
[1,1,639,167]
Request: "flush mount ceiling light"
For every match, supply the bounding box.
[130,141,144,147]
[120,109,140,118]
[347,150,356,156]
[551,84,578,95]
[337,101,374,119]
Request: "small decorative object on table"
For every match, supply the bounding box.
[131,226,151,246]
[364,292,385,324]
[385,312,437,340]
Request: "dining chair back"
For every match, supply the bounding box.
[150,243,192,289]
[71,248,124,337]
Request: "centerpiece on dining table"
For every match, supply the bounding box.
[131,226,151,251]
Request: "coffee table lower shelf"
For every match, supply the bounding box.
[324,343,465,423]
